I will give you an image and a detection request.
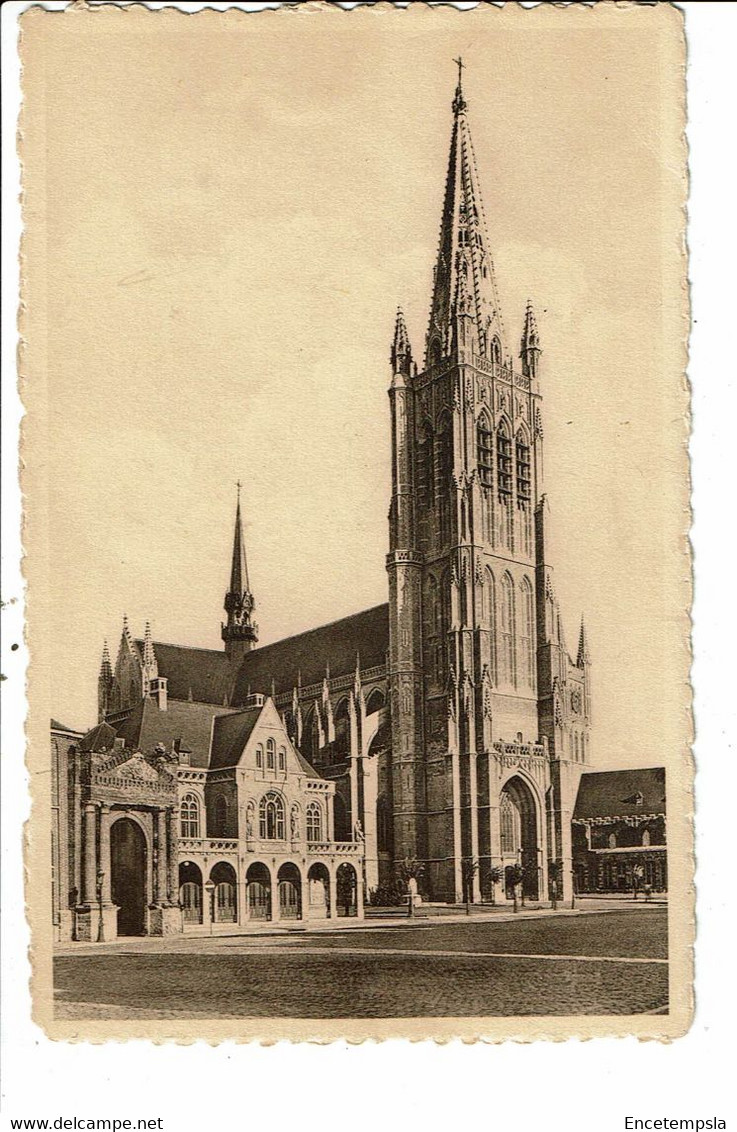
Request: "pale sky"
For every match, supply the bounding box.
[23,5,687,767]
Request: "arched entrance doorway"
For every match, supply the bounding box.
[179,861,203,925]
[111,817,147,936]
[210,861,237,924]
[499,776,540,900]
[246,862,271,920]
[277,862,302,920]
[306,862,330,919]
[336,862,358,917]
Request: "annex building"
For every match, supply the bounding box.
[52,72,593,941]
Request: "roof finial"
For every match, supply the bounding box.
[236,478,242,503]
[452,56,467,115]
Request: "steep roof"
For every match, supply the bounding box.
[209,707,262,771]
[79,721,118,752]
[114,697,237,768]
[134,639,232,705]
[51,718,84,737]
[231,604,389,705]
[574,768,666,821]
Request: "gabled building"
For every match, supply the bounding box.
[572,768,667,894]
[56,70,594,939]
[52,695,363,942]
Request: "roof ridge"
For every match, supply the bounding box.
[133,638,227,656]
[248,603,389,654]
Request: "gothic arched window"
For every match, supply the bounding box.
[334,698,351,763]
[500,573,516,686]
[520,576,535,689]
[497,420,512,500]
[180,793,200,838]
[486,568,497,683]
[255,744,263,769]
[259,791,285,840]
[477,414,494,488]
[516,427,531,505]
[306,802,322,843]
[500,793,521,855]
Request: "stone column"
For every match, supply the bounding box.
[83,802,97,905]
[450,751,463,902]
[327,791,335,842]
[328,863,338,919]
[156,808,168,906]
[167,805,179,906]
[355,863,364,920]
[99,805,112,904]
[468,752,481,902]
[270,865,280,923]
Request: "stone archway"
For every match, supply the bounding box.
[336,862,358,917]
[499,775,540,900]
[306,862,330,920]
[246,862,272,920]
[111,817,147,936]
[179,860,203,925]
[210,861,237,924]
[277,862,302,920]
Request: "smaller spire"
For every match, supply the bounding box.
[222,484,258,661]
[577,616,591,667]
[391,307,413,375]
[520,299,542,379]
[143,621,156,671]
[99,640,112,680]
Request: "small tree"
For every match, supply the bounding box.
[488,866,503,906]
[549,859,563,911]
[461,858,479,915]
[396,858,425,918]
[508,864,524,913]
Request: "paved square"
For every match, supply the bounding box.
[54,909,668,1019]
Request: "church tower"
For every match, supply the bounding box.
[387,65,587,904]
[221,485,258,667]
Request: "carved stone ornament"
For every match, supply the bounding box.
[571,689,582,714]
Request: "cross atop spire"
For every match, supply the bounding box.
[452,56,467,115]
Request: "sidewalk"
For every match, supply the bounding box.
[54,896,665,953]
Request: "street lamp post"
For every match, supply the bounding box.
[96,869,105,943]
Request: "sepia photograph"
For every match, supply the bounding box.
[19,2,690,1041]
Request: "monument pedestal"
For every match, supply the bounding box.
[148,904,183,936]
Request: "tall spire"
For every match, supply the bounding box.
[425,62,506,367]
[222,483,258,663]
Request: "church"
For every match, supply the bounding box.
[51,70,592,941]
